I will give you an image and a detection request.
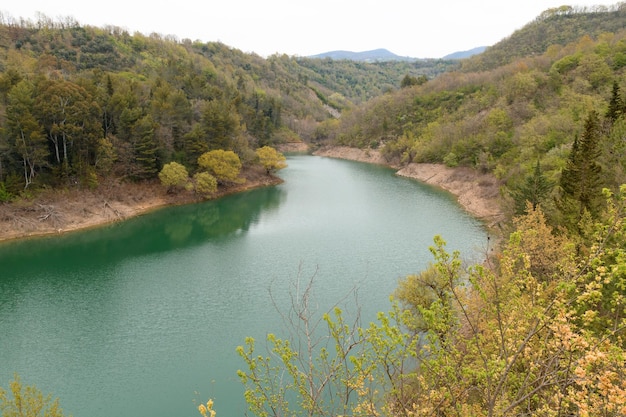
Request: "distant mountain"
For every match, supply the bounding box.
[308,48,416,62]
[442,46,488,60]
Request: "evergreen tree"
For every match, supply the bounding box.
[511,160,553,214]
[132,115,159,179]
[606,80,623,124]
[557,110,604,229]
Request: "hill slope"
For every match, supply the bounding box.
[328,4,626,223]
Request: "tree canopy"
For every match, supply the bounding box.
[255,146,286,174]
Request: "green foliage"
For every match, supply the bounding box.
[0,182,15,202]
[240,190,626,415]
[237,276,420,417]
[158,161,189,192]
[2,17,394,190]
[573,186,626,336]
[0,374,66,417]
[510,160,554,214]
[296,56,457,104]
[462,4,626,72]
[400,74,428,88]
[255,146,286,174]
[197,150,243,184]
[193,171,218,197]
[557,110,604,231]
[5,80,48,189]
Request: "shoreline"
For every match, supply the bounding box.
[0,168,282,243]
[313,146,507,229]
[0,145,507,243]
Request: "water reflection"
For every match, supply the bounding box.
[0,184,286,275]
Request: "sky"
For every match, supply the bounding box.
[0,0,613,58]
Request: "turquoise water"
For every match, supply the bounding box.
[0,155,487,417]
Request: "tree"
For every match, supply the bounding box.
[193,171,217,197]
[510,160,553,214]
[35,79,101,172]
[255,146,286,174]
[5,80,49,188]
[238,189,626,417]
[606,80,623,123]
[197,149,244,184]
[400,74,427,88]
[158,161,189,192]
[0,374,66,417]
[132,114,159,179]
[237,272,419,417]
[557,111,604,230]
[200,100,241,150]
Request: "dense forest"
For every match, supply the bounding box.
[0,13,455,199]
[2,3,626,417]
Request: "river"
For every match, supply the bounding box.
[0,154,487,417]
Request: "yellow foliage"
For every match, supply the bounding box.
[198,398,216,417]
[197,150,244,184]
[0,374,66,417]
[255,146,286,174]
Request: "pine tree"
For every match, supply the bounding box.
[511,160,553,214]
[132,115,159,179]
[557,111,604,229]
[606,80,623,124]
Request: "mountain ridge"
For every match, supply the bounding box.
[308,47,486,61]
[307,48,414,61]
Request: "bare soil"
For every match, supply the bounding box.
[0,165,282,243]
[0,146,507,242]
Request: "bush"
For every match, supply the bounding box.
[158,162,189,192]
[197,150,244,184]
[0,182,15,202]
[193,172,218,197]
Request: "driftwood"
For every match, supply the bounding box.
[103,200,123,220]
[37,203,63,226]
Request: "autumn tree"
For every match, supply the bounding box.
[255,146,286,174]
[197,149,243,184]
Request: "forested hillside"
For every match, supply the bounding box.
[0,14,451,198]
[330,3,626,227]
[3,4,626,417]
[235,6,626,417]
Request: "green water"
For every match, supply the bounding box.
[0,155,487,417]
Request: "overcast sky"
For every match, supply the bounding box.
[1,1,613,58]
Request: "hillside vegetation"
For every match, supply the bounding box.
[235,6,626,417]
[0,14,456,200]
[2,4,626,417]
[331,3,626,226]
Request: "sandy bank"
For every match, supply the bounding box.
[314,146,506,227]
[0,145,507,242]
